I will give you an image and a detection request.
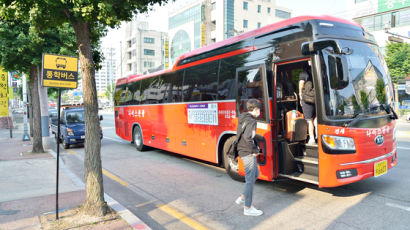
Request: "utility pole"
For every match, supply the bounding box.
[22,73,30,141]
[120,41,123,78]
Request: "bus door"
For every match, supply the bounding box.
[274,59,319,185]
[235,64,274,181]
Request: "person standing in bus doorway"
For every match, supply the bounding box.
[299,63,316,144]
[234,99,263,216]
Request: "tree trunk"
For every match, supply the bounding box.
[28,65,44,153]
[73,21,106,216]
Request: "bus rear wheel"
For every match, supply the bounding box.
[223,136,245,182]
[133,126,146,151]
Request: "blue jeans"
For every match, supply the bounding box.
[242,155,260,207]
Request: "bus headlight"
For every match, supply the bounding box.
[67,128,74,136]
[322,135,355,152]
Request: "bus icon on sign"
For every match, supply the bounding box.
[56,57,67,69]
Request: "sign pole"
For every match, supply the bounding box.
[56,88,61,220]
[22,73,30,141]
[41,53,78,220]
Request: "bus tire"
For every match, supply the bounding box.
[223,136,245,182]
[133,126,146,151]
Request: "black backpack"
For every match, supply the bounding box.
[227,122,247,159]
[302,81,315,104]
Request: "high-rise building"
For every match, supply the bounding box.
[121,20,168,77]
[95,46,117,95]
[168,0,291,65]
[347,0,410,49]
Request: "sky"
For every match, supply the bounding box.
[102,0,348,46]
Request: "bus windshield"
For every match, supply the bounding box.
[319,39,393,120]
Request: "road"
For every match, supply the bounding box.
[55,112,410,230]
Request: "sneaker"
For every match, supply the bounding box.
[307,139,315,145]
[244,206,263,216]
[235,196,244,205]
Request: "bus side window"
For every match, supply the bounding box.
[237,67,266,121]
[218,59,236,100]
[128,80,141,105]
[163,71,183,103]
[140,78,155,105]
[183,61,218,102]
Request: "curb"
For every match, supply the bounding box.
[48,149,151,230]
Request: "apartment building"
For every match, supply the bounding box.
[122,21,168,77]
[168,0,291,65]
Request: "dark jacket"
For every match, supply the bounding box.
[237,112,259,157]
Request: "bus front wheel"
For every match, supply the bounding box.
[133,126,146,151]
[223,136,245,182]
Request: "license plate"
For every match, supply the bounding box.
[374,160,387,177]
[81,135,85,139]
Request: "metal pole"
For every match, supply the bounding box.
[7,72,12,138]
[56,88,61,220]
[22,73,30,141]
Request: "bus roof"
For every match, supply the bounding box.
[172,15,361,67]
[116,15,361,86]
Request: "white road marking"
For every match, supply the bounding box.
[397,146,410,150]
[104,136,129,143]
[386,202,410,212]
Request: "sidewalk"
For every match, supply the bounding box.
[0,120,143,229]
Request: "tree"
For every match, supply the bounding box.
[1,0,170,216]
[105,84,113,101]
[0,21,77,153]
[385,42,410,84]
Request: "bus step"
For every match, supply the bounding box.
[294,156,318,176]
[279,172,319,185]
[304,144,318,158]
[294,156,318,165]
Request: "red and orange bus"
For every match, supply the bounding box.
[114,15,397,188]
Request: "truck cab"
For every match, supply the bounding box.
[51,105,103,149]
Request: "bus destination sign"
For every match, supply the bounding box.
[187,103,218,125]
[42,54,78,89]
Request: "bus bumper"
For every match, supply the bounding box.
[319,148,397,188]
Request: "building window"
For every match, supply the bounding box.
[243,1,248,10]
[275,9,291,19]
[355,0,367,3]
[132,50,136,57]
[144,49,155,56]
[144,61,155,68]
[267,7,271,14]
[257,22,261,28]
[243,19,248,28]
[257,5,261,13]
[212,2,216,11]
[144,37,155,44]
[131,37,136,45]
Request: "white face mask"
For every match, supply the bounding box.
[250,108,260,118]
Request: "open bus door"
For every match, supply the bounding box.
[235,64,275,181]
[273,59,320,185]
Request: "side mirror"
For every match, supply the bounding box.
[99,115,103,121]
[328,55,349,89]
[302,40,341,55]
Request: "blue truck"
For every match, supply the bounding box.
[51,105,103,149]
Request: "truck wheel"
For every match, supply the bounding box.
[133,126,146,151]
[223,136,245,182]
[62,139,69,149]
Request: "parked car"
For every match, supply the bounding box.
[51,105,103,149]
[406,112,410,122]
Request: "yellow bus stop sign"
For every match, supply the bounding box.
[42,54,78,89]
[0,67,8,117]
